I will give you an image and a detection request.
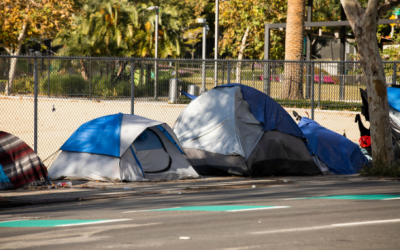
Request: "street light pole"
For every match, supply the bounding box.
[214,0,219,87]
[147,6,159,99]
[197,18,208,94]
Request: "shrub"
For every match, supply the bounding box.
[277,99,362,112]
[91,75,131,98]
[40,72,88,96]
[12,75,34,94]
[0,79,8,93]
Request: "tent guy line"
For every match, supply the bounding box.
[251,218,400,235]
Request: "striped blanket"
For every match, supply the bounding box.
[0,131,50,189]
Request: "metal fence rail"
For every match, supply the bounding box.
[0,55,398,165]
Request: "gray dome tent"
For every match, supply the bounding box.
[49,114,199,181]
[174,84,324,177]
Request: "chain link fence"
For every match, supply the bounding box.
[1,55,398,166]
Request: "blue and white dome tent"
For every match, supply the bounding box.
[174,84,324,177]
[49,113,198,181]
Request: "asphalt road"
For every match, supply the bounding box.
[1,181,400,250]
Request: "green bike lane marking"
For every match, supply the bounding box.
[284,194,400,201]
[0,219,131,227]
[123,205,290,213]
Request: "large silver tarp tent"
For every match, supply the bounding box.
[174,85,323,177]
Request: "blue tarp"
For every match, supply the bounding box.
[61,113,122,157]
[180,90,197,100]
[0,163,13,189]
[0,163,11,183]
[298,117,368,174]
[216,84,305,139]
[387,87,400,112]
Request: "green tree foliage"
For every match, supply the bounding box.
[55,0,138,57]
[134,3,184,58]
[218,0,287,60]
[55,0,185,58]
[0,0,74,95]
[183,27,203,59]
[380,34,400,61]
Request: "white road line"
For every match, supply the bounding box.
[56,219,132,227]
[227,206,290,212]
[251,218,400,234]
[332,219,400,227]
[383,197,400,200]
[122,207,181,213]
[252,225,332,234]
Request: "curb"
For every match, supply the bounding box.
[1,192,142,209]
[0,180,286,209]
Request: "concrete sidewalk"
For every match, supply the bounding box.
[0,175,393,208]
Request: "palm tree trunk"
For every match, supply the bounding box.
[282,0,306,99]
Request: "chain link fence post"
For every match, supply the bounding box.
[221,61,225,85]
[393,62,397,85]
[176,61,180,104]
[339,62,345,100]
[89,59,92,100]
[201,59,206,94]
[154,59,158,99]
[263,61,271,96]
[214,60,218,87]
[34,56,38,153]
[131,59,135,115]
[318,62,322,108]
[227,61,231,84]
[306,63,311,99]
[7,57,10,95]
[311,61,315,120]
[48,57,51,97]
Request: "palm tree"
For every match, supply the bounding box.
[55,0,139,81]
[281,0,306,99]
[135,3,184,58]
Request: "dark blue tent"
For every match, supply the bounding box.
[298,117,368,175]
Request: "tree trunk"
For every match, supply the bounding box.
[5,18,28,95]
[6,57,19,95]
[112,61,127,84]
[282,0,306,99]
[236,27,250,84]
[340,0,394,165]
[79,59,89,81]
